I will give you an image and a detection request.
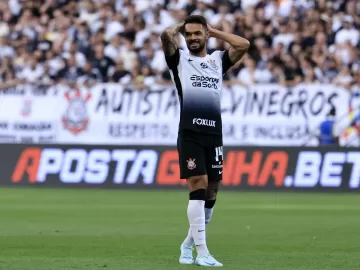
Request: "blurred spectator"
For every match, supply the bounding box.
[335,16,359,47]
[134,17,151,49]
[104,34,124,62]
[39,63,55,86]
[18,55,44,84]
[191,1,215,22]
[118,37,138,71]
[63,41,87,68]
[35,28,53,54]
[333,66,353,89]
[90,41,115,82]
[0,0,358,90]
[77,61,103,87]
[209,2,234,27]
[0,37,15,59]
[73,20,92,57]
[58,55,82,83]
[111,60,131,84]
[237,56,259,86]
[105,12,125,42]
[282,55,303,86]
[318,107,339,146]
[0,56,18,85]
[272,21,294,52]
[79,0,100,27]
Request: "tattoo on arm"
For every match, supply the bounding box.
[161,31,178,56]
[228,47,248,64]
[160,23,183,56]
[209,28,250,65]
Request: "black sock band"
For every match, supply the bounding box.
[189,189,206,200]
[205,200,216,209]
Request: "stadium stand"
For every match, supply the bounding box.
[0,0,359,91]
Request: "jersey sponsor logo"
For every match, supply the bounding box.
[193,118,216,127]
[190,75,219,89]
[186,158,196,170]
[62,89,91,135]
[11,148,158,185]
[200,63,208,69]
[190,75,219,83]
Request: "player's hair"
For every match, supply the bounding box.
[183,15,208,30]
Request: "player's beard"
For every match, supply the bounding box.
[187,40,205,54]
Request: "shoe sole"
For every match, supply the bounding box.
[179,260,194,265]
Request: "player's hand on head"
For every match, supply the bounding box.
[179,22,185,36]
[207,24,215,37]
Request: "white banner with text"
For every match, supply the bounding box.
[0,83,354,146]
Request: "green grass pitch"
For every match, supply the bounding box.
[0,188,359,270]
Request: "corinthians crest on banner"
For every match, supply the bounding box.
[62,88,91,135]
[20,100,32,117]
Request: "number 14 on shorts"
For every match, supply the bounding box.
[215,146,223,162]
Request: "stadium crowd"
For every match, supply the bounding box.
[0,0,359,90]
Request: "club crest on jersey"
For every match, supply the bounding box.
[207,59,218,70]
[186,158,196,170]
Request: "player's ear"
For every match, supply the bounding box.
[205,28,209,40]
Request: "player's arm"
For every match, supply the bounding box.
[160,23,184,69]
[160,23,184,57]
[208,25,250,65]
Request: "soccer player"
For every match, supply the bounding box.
[160,15,250,267]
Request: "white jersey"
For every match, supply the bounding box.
[165,48,232,136]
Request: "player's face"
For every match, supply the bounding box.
[184,23,208,54]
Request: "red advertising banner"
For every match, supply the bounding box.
[0,144,359,191]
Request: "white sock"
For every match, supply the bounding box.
[182,227,194,246]
[182,206,215,247]
[187,200,209,256]
[205,207,214,225]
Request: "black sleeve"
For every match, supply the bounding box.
[164,48,180,70]
[221,50,233,75]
